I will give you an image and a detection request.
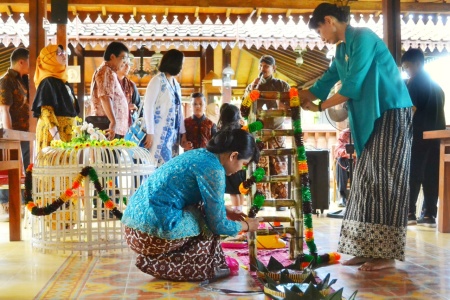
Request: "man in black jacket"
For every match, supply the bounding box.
[402,48,446,228]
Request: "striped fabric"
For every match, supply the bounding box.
[337,108,412,261]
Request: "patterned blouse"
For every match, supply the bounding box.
[0,68,29,131]
[89,62,129,136]
[121,148,242,239]
[184,115,217,149]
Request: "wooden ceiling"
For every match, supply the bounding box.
[1,0,450,97]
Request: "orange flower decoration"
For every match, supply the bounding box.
[289,87,298,98]
[239,183,249,195]
[72,181,80,189]
[298,161,308,174]
[26,202,36,211]
[249,90,260,102]
[65,189,74,197]
[104,200,115,209]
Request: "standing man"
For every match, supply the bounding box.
[244,55,290,211]
[0,48,30,220]
[402,48,446,228]
[89,41,130,140]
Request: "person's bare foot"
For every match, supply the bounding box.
[358,258,395,271]
[341,256,371,266]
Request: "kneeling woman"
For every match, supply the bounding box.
[122,129,262,281]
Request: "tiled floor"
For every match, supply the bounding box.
[1,202,449,300]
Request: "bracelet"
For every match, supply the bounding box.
[243,220,250,232]
[318,101,323,112]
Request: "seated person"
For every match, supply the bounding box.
[121,129,262,281]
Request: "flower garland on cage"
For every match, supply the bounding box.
[50,117,138,149]
[240,90,260,119]
[24,164,124,219]
[289,87,318,256]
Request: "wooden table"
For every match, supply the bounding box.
[0,128,35,241]
[423,129,450,233]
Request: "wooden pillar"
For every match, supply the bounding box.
[222,47,232,104]
[200,45,214,86]
[56,24,67,50]
[382,0,402,65]
[28,0,47,134]
[69,44,85,119]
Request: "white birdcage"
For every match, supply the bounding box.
[30,145,155,254]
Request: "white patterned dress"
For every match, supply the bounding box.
[143,72,186,167]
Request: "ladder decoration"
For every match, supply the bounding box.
[243,87,340,270]
[289,87,317,255]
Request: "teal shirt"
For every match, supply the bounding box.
[121,148,242,239]
[310,26,412,155]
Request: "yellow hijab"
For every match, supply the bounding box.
[34,44,67,88]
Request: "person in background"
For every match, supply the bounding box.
[31,45,80,153]
[244,55,290,211]
[89,41,130,140]
[0,48,30,220]
[401,48,446,228]
[205,102,220,125]
[217,103,246,213]
[183,92,217,150]
[300,3,412,271]
[116,55,142,126]
[122,129,262,281]
[143,49,189,167]
[334,128,354,208]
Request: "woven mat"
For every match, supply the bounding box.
[232,248,294,268]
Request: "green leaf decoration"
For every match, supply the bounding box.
[303,282,325,300]
[324,287,343,300]
[287,255,303,270]
[347,290,359,300]
[267,256,285,272]
[264,274,278,290]
[279,269,295,284]
[302,272,317,285]
[256,259,269,273]
[284,287,302,300]
[316,273,330,290]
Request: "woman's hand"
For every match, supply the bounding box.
[181,140,193,150]
[144,134,154,149]
[242,217,264,232]
[226,206,247,221]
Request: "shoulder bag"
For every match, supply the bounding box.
[124,103,146,147]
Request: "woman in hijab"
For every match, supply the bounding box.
[32,44,80,153]
[205,102,220,125]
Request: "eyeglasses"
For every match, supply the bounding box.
[56,50,66,56]
[118,55,129,61]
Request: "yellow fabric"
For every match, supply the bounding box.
[256,235,287,249]
[36,106,75,153]
[34,44,67,89]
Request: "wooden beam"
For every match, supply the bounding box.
[133,6,136,17]
[383,0,402,65]
[194,6,199,18]
[3,0,450,13]
[6,5,12,15]
[101,6,106,16]
[71,5,77,15]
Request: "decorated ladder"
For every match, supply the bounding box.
[240,89,338,271]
